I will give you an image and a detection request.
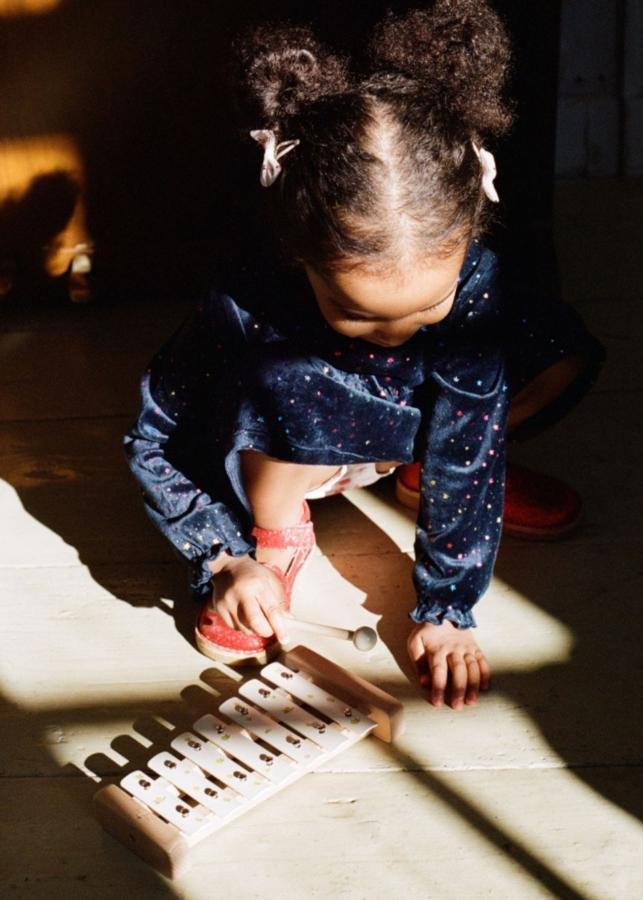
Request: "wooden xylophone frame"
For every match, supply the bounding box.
[93,645,405,879]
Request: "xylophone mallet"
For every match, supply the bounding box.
[287,616,378,651]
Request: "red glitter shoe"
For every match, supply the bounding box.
[395,462,582,540]
[195,503,316,664]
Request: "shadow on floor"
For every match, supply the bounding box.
[314,447,643,827]
[0,668,589,898]
[1,315,642,850]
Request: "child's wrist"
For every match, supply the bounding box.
[207,551,252,576]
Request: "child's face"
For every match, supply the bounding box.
[305,242,467,347]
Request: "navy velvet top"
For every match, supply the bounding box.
[124,241,509,629]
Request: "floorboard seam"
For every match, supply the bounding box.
[3,762,641,780]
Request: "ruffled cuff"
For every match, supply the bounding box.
[409,599,477,629]
[144,498,255,600]
[188,533,255,600]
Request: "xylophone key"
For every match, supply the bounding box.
[171,732,271,801]
[261,662,376,738]
[193,714,295,784]
[239,679,348,752]
[148,751,243,819]
[219,697,324,765]
[121,770,214,836]
[97,646,403,880]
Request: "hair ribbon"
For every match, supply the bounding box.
[250,129,300,187]
[472,142,500,203]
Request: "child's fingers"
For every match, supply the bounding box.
[464,654,481,705]
[216,604,236,631]
[447,654,468,710]
[239,598,274,638]
[407,633,430,687]
[429,655,448,708]
[261,601,290,644]
[256,575,290,642]
[477,651,492,691]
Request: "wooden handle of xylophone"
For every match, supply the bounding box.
[94,783,191,880]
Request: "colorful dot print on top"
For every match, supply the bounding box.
[124,241,604,628]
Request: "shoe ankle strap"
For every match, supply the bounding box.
[251,518,315,550]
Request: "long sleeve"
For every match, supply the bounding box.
[123,293,256,595]
[411,247,509,628]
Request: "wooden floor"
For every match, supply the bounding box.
[1,180,642,899]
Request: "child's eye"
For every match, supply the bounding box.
[329,300,372,323]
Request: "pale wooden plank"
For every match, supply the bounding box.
[0,300,190,423]
[2,769,641,899]
[1,514,642,782]
[0,419,176,565]
[0,177,641,899]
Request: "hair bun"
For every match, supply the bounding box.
[238,24,351,124]
[367,0,513,136]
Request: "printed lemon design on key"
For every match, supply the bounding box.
[344,707,361,725]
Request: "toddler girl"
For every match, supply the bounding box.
[124,1,603,710]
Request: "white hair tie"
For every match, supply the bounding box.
[250,129,300,188]
[472,142,500,203]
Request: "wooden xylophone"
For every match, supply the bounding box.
[93,645,404,879]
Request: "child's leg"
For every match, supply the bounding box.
[241,450,339,528]
[507,355,587,433]
[240,450,399,572]
[240,450,339,574]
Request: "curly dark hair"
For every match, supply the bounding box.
[233,1,513,275]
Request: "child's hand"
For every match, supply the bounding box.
[407,621,491,710]
[208,554,290,643]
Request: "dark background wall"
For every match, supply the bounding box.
[557,0,642,177]
[0,0,640,301]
